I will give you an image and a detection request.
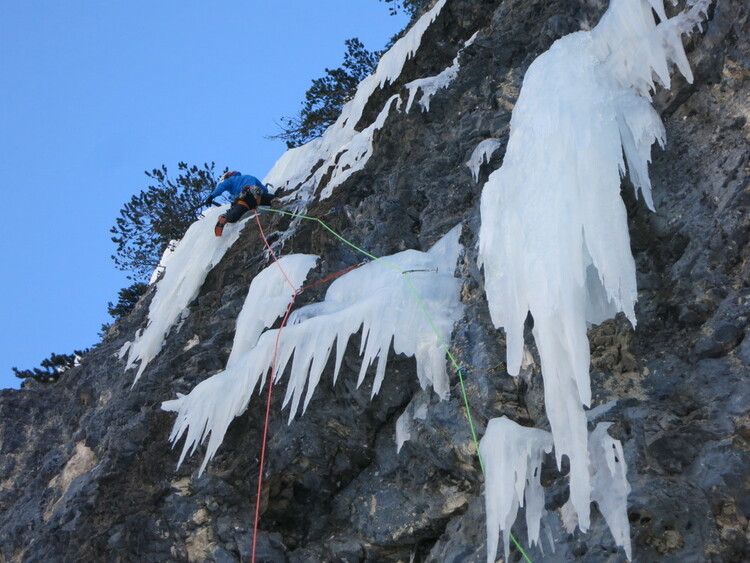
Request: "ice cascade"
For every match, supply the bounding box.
[163,226,464,472]
[405,32,478,113]
[264,0,448,200]
[121,206,248,383]
[160,255,318,474]
[227,254,319,368]
[477,0,709,552]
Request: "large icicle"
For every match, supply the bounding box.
[122,206,247,383]
[481,418,632,562]
[478,0,708,533]
[161,254,318,474]
[480,417,553,563]
[589,422,632,559]
[227,254,319,368]
[163,225,463,472]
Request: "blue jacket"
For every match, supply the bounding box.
[210,172,268,199]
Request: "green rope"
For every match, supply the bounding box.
[400,275,486,475]
[263,207,401,271]
[259,206,533,563]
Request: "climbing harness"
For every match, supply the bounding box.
[248,208,533,563]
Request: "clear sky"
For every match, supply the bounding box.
[0,1,408,390]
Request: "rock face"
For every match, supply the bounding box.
[1,0,748,561]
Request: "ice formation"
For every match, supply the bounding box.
[263,0,447,200]
[122,206,248,382]
[318,95,402,199]
[466,138,502,182]
[405,32,478,113]
[395,392,430,453]
[480,418,631,562]
[478,0,709,547]
[163,225,464,472]
[479,417,553,563]
[227,254,319,368]
[148,239,177,285]
[161,255,318,473]
[588,422,632,559]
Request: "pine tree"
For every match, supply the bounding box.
[274,38,381,148]
[380,0,433,19]
[13,351,87,384]
[110,162,220,282]
[107,282,149,320]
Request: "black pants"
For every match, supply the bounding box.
[224,191,276,223]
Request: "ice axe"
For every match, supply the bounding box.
[188,199,222,219]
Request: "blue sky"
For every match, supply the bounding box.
[0,1,408,389]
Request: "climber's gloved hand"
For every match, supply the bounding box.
[203,196,214,207]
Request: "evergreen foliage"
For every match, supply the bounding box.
[110,162,220,282]
[13,351,87,384]
[274,38,381,148]
[108,282,149,320]
[380,0,433,18]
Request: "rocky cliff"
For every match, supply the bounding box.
[1,1,748,561]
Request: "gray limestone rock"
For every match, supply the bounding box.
[0,0,747,561]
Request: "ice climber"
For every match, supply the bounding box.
[204,170,281,236]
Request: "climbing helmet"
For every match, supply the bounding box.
[219,170,238,183]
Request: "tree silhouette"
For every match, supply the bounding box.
[13,351,87,384]
[380,0,433,19]
[273,38,381,148]
[110,162,221,282]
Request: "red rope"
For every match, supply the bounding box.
[296,262,361,294]
[254,211,297,292]
[251,210,300,562]
[251,293,297,563]
[249,211,363,562]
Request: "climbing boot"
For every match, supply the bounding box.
[215,214,228,237]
